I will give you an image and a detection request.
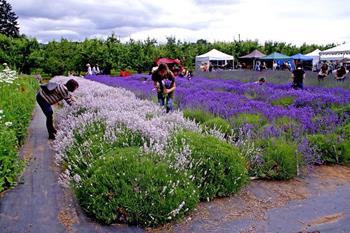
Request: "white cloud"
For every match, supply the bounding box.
[8,0,350,45]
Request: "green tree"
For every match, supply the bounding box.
[0,0,19,37]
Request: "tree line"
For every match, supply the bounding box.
[0,33,336,77]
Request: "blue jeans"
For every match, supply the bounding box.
[36,93,56,137]
[292,82,303,89]
[157,92,173,113]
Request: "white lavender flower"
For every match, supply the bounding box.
[4,121,12,127]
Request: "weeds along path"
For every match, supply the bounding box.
[0,105,144,233]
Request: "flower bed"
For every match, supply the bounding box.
[0,70,39,192]
[52,76,248,227]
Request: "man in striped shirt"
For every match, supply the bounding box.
[36,79,79,140]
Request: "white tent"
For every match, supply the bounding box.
[305,49,321,67]
[320,43,350,61]
[195,49,234,71]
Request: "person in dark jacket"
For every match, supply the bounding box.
[291,64,305,89]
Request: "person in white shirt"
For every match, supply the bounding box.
[86,63,92,75]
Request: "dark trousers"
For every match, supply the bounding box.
[36,93,56,137]
[157,92,173,113]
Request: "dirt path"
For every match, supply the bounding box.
[0,106,144,233]
[152,166,350,233]
[1,106,350,233]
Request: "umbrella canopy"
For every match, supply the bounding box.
[291,53,313,60]
[259,52,291,60]
[240,49,265,59]
[155,58,181,65]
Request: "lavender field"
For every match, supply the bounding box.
[51,74,350,227]
[87,73,350,173]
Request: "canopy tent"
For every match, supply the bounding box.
[290,53,313,70]
[259,52,294,70]
[240,49,265,59]
[259,52,291,60]
[340,58,350,64]
[195,49,234,71]
[320,43,350,61]
[239,49,265,69]
[290,53,313,60]
[305,49,321,66]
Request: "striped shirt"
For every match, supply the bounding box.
[39,84,74,105]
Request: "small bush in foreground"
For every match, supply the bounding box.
[255,139,299,180]
[308,133,350,165]
[176,131,248,200]
[75,147,199,227]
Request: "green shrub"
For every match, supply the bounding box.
[271,96,295,107]
[0,125,23,192]
[176,131,248,200]
[336,120,350,140]
[65,122,144,177]
[183,109,213,124]
[308,134,350,165]
[0,77,39,144]
[203,117,231,134]
[255,139,299,180]
[0,76,38,191]
[244,90,257,100]
[331,103,350,115]
[75,147,199,227]
[231,113,267,127]
[273,116,300,139]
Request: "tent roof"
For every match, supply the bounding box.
[320,43,350,55]
[196,49,233,60]
[239,49,265,59]
[259,52,291,60]
[290,53,313,60]
[155,58,181,65]
[305,49,321,56]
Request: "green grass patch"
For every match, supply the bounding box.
[183,108,214,124]
[271,96,295,107]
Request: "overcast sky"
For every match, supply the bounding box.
[8,0,350,45]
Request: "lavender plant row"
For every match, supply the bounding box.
[52,76,201,167]
[86,74,350,137]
